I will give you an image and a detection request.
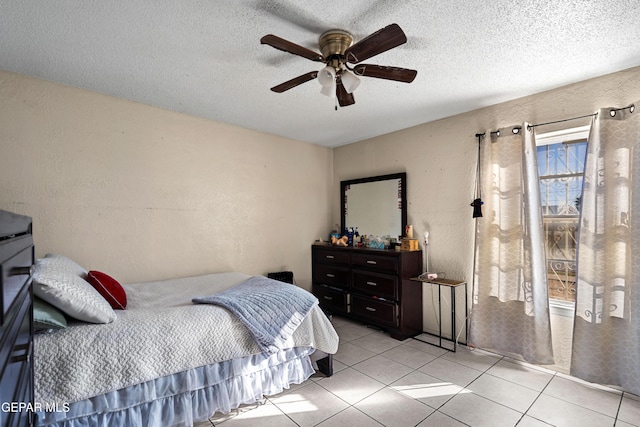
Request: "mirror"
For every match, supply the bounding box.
[341,173,407,240]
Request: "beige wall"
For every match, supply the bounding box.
[0,70,333,288]
[333,66,640,335]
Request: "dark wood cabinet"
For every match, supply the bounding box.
[312,244,423,340]
[1,210,34,427]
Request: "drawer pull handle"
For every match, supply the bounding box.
[326,255,335,259]
[323,296,333,301]
[326,273,335,278]
[10,266,31,276]
[10,343,30,363]
[10,353,30,363]
[366,260,377,265]
[365,307,377,312]
[366,281,377,286]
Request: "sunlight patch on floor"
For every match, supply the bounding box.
[392,383,471,399]
[269,393,319,414]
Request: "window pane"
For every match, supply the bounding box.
[544,218,578,301]
[539,176,583,215]
[567,142,587,174]
[537,145,548,176]
[537,139,587,302]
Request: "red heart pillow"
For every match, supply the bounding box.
[87,270,127,310]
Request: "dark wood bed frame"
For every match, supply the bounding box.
[0,209,35,427]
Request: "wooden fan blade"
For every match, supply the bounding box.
[344,23,407,64]
[352,64,417,83]
[336,79,355,107]
[270,71,318,93]
[260,34,324,62]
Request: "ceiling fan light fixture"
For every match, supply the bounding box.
[340,70,361,94]
[320,80,336,97]
[317,66,336,87]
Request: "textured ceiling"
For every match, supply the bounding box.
[1,0,639,147]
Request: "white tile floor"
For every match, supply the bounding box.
[198,315,640,427]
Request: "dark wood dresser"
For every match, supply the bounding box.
[1,210,35,427]
[312,244,423,340]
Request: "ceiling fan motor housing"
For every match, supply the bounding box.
[319,30,353,67]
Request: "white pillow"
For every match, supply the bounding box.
[32,258,116,324]
[36,253,88,277]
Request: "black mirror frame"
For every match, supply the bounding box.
[340,172,407,240]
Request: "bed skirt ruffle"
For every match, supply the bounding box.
[37,347,315,427]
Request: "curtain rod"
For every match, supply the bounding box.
[527,112,597,130]
[475,103,635,139]
[475,113,596,138]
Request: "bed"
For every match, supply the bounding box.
[0,210,339,427]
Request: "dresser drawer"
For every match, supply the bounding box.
[313,264,350,289]
[313,284,350,314]
[352,270,398,300]
[352,295,398,327]
[313,248,351,265]
[352,253,398,273]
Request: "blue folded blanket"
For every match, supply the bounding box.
[192,276,319,353]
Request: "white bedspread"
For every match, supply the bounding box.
[34,272,339,404]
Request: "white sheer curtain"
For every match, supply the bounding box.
[571,103,639,395]
[469,125,554,365]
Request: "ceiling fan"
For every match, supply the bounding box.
[260,23,417,107]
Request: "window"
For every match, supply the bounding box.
[536,126,589,303]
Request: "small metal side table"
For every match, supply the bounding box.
[410,277,467,352]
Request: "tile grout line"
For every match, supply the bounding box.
[512,371,557,427]
[612,390,624,426]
